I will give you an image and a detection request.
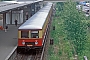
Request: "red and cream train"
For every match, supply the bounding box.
[17,3,53,50]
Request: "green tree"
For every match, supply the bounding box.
[61,0,87,55]
[55,2,64,17]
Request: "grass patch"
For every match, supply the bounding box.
[48,16,74,60]
[48,2,90,60]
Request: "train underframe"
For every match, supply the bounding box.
[17,46,43,53]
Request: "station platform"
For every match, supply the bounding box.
[0,24,19,60]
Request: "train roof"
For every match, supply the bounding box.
[18,3,52,30]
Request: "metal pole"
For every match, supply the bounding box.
[89,0,90,15]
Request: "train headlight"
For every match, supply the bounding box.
[35,41,38,45]
[22,42,25,45]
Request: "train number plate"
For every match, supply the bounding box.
[27,45,33,46]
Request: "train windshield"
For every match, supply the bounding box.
[31,31,39,38]
[21,31,29,38]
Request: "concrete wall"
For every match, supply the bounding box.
[6,12,10,24]
[6,10,23,24]
[0,14,3,26]
[0,20,3,26]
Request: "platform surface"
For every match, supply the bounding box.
[0,24,19,60]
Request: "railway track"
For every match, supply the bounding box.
[15,50,42,60]
[7,48,43,60]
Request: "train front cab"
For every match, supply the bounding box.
[18,29,43,50]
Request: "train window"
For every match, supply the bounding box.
[21,31,29,38]
[31,31,39,38]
